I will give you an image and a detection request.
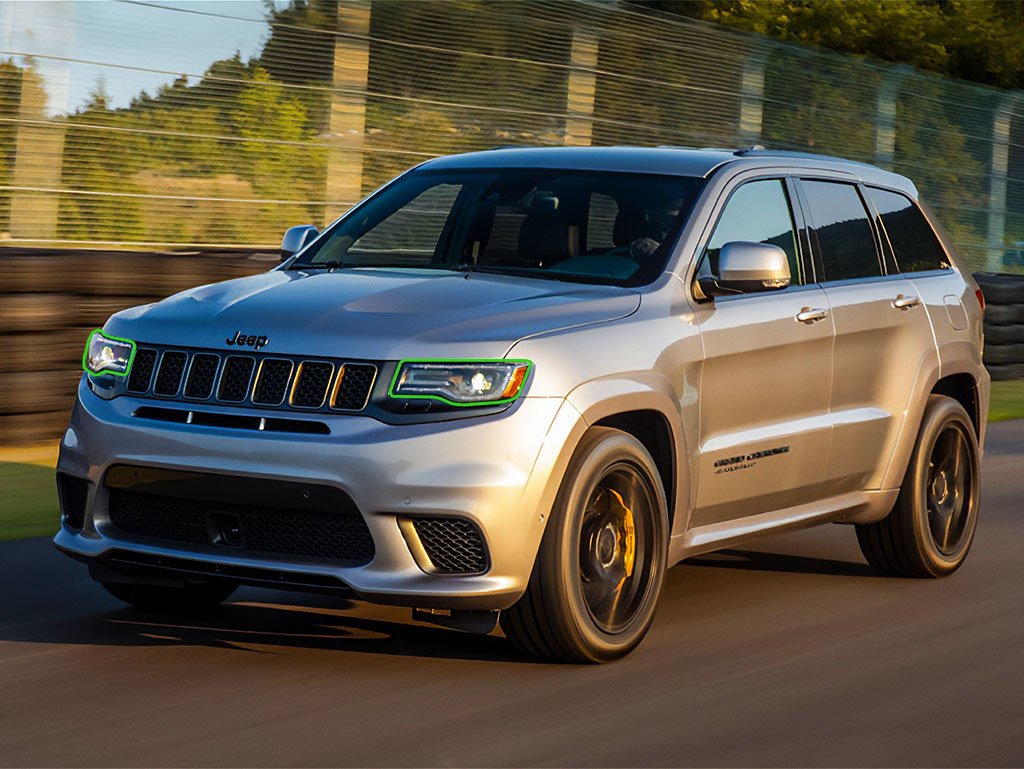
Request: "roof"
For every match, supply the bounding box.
[420,146,736,178]
[417,145,918,197]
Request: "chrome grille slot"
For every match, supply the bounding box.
[127,348,158,393]
[290,361,334,408]
[184,353,220,399]
[252,358,294,405]
[153,351,187,396]
[217,356,255,402]
[331,363,378,410]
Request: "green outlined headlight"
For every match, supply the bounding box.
[82,329,136,376]
[390,360,531,406]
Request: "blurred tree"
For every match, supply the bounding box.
[637,1,1024,90]
[234,66,325,232]
[258,0,337,130]
[59,81,147,241]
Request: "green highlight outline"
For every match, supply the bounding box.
[389,359,532,407]
[82,329,137,377]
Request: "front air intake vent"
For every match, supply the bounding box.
[56,472,89,530]
[127,348,158,393]
[184,353,220,399]
[153,351,187,395]
[218,356,255,402]
[290,361,334,408]
[412,517,488,574]
[252,358,294,405]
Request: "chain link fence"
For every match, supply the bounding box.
[0,0,1023,272]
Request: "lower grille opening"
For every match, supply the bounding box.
[104,550,351,593]
[412,517,488,574]
[107,488,374,565]
[56,472,89,529]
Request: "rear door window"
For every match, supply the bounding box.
[865,187,950,273]
[802,180,881,282]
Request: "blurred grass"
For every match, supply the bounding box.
[989,379,1024,422]
[1,381,1023,542]
[0,461,57,541]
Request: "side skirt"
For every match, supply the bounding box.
[669,489,899,564]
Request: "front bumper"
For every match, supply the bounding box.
[55,378,582,610]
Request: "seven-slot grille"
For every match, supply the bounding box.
[124,344,378,413]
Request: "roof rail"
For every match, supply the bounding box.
[734,145,766,156]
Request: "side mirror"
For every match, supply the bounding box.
[698,241,791,297]
[280,224,319,262]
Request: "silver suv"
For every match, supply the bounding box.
[56,147,988,662]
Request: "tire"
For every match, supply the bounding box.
[100,579,238,612]
[973,272,1024,304]
[500,427,669,663]
[986,363,1024,381]
[983,304,1020,326]
[856,395,980,578]
[983,343,1024,365]
[984,323,1024,345]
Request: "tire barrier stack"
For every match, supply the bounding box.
[976,272,1024,381]
[0,249,271,445]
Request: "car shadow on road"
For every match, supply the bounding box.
[2,588,536,663]
[686,548,880,578]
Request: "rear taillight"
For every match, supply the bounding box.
[976,288,986,313]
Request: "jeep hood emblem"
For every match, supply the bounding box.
[226,330,269,350]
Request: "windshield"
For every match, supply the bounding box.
[290,168,704,286]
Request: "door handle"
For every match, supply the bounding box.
[795,307,828,323]
[892,294,920,309]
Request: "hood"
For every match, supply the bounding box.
[105,267,640,360]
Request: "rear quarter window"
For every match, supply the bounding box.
[866,187,950,273]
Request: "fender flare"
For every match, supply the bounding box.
[561,374,691,535]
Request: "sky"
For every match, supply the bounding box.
[0,0,287,114]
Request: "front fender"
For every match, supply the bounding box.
[564,373,693,542]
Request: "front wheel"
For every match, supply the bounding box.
[856,395,980,577]
[501,427,669,663]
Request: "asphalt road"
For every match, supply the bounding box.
[2,423,1022,768]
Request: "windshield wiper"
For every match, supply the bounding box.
[289,259,343,272]
[454,264,581,283]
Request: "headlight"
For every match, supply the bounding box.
[390,360,531,406]
[82,329,136,376]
